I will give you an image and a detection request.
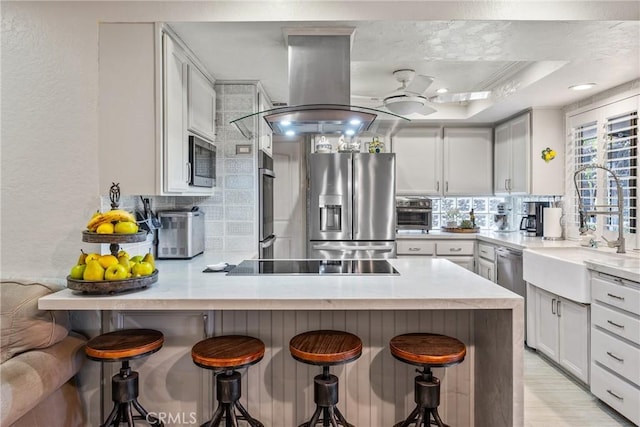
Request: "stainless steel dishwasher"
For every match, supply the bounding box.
[496,247,527,342]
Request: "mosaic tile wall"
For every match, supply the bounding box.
[103,84,259,256]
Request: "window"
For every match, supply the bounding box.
[567,95,639,248]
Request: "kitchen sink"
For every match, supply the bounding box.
[522,247,639,303]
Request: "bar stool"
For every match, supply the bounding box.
[289,330,362,427]
[85,328,165,427]
[191,335,265,427]
[390,333,466,427]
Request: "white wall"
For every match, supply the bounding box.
[1,1,636,279]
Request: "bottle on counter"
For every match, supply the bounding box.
[470,209,476,228]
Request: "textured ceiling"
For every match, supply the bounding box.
[171,20,639,123]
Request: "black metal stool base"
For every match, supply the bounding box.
[101,361,163,427]
[394,368,449,427]
[298,366,354,427]
[202,370,264,427]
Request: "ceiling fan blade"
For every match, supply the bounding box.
[404,74,434,95]
[352,94,382,102]
[430,91,491,104]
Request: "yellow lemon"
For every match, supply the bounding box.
[98,254,118,269]
[96,222,115,234]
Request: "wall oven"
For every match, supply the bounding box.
[188,134,216,187]
[259,152,276,259]
[396,197,432,232]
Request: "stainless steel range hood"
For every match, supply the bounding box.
[231,29,408,138]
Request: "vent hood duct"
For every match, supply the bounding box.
[231,29,408,138]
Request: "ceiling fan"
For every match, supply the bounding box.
[353,69,491,116]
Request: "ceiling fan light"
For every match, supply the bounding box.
[436,88,449,94]
[384,96,426,115]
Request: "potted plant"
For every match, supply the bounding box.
[444,208,460,228]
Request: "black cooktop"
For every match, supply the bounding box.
[226,260,399,276]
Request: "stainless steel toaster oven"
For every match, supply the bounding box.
[157,210,205,259]
[396,197,432,232]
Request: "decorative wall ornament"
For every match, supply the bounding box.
[541,147,557,163]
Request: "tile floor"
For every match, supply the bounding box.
[524,347,635,426]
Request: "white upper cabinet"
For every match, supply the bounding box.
[187,63,216,142]
[443,128,493,196]
[98,23,217,196]
[392,128,442,195]
[494,109,564,196]
[392,127,492,196]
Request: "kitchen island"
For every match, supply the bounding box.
[39,257,524,427]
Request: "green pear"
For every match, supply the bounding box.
[118,255,131,273]
[83,260,105,281]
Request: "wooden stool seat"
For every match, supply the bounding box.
[390,333,466,367]
[192,335,265,369]
[85,328,164,361]
[289,329,362,366]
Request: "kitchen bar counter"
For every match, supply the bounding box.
[39,257,521,311]
[39,257,524,427]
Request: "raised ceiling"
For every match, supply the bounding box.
[170,19,639,123]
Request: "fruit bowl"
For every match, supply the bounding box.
[82,230,147,244]
[66,269,158,294]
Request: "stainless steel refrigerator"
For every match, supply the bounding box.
[307,153,396,259]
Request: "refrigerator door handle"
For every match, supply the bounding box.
[312,244,393,252]
[349,155,356,237]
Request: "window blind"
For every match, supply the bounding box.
[571,120,598,229]
[604,111,637,234]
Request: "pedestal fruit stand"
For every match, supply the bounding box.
[66,184,158,294]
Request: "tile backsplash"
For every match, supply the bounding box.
[101,83,259,257]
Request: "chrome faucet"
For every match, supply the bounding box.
[573,164,626,254]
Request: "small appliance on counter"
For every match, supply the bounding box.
[519,201,550,237]
[157,209,205,259]
[396,197,432,233]
[493,202,510,231]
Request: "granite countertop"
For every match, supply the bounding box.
[38,257,522,311]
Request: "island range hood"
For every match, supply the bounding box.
[231,29,408,138]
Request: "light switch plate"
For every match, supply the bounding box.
[236,144,252,155]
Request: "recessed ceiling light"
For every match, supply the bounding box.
[349,119,361,126]
[285,130,295,136]
[345,129,355,136]
[436,88,448,94]
[569,83,596,91]
[281,120,291,126]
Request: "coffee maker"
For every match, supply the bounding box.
[519,202,550,236]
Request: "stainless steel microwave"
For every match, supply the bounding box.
[396,197,432,232]
[188,135,216,187]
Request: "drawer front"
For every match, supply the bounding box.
[592,327,640,386]
[592,275,640,315]
[478,243,495,261]
[592,303,640,346]
[397,240,435,256]
[591,362,640,425]
[436,241,474,256]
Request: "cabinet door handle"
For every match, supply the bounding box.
[557,300,561,317]
[449,247,462,252]
[606,389,624,401]
[606,351,624,362]
[202,313,209,338]
[504,179,509,191]
[436,181,440,192]
[551,298,556,315]
[186,162,192,184]
[408,247,422,252]
[606,293,625,301]
[445,181,449,192]
[607,320,625,329]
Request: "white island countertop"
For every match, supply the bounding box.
[38,257,522,311]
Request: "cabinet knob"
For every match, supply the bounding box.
[449,247,462,252]
[408,247,421,252]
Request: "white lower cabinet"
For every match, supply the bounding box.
[477,243,496,282]
[397,239,474,271]
[534,286,590,384]
[590,272,640,425]
[107,311,214,426]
